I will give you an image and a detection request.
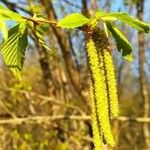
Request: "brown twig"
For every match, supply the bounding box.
[22,16,57,25]
[0,115,90,125]
[0,115,150,125]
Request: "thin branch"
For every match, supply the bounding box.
[22,16,57,25]
[82,0,90,17]
[63,0,81,9]
[0,115,150,125]
[21,90,85,115]
[0,115,90,125]
[0,88,85,115]
[117,116,150,123]
[40,0,89,110]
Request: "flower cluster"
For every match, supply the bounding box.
[93,28,119,118]
[86,35,115,148]
[90,83,102,150]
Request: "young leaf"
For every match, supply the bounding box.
[99,12,150,33]
[34,24,53,54]
[106,23,133,61]
[0,5,22,21]
[96,10,117,21]
[57,13,89,28]
[36,30,53,53]
[0,23,28,76]
[0,21,8,40]
[95,9,106,18]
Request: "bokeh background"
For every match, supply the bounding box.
[0,0,150,149]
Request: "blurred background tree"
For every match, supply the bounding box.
[0,0,150,150]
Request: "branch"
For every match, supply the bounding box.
[82,0,90,17]
[22,89,85,114]
[0,115,90,125]
[0,115,150,125]
[117,116,150,123]
[1,88,85,115]
[63,0,81,9]
[1,0,57,25]
[22,16,57,25]
[40,0,90,110]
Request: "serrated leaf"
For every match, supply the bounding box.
[0,23,28,76]
[57,13,89,28]
[35,30,53,54]
[106,23,133,61]
[0,5,22,21]
[99,12,150,33]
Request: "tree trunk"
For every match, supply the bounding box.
[40,0,89,110]
[136,1,150,149]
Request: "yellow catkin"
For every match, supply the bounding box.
[92,28,119,118]
[86,37,115,147]
[103,49,119,117]
[90,82,103,150]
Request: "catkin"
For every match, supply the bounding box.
[92,28,119,118]
[103,49,119,117]
[90,82,102,150]
[86,36,115,147]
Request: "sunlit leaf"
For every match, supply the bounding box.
[0,21,8,40]
[106,23,133,61]
[0,23,28,76]
[0,5,22,21]
[57,13,89,28]
[96,11,150,33]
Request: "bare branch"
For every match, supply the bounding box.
[0,88,85,115]
[0,115,90,125]
[0,115,150,125]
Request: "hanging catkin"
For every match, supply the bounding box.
[92,28,119,118]
[103,50,119,117]
[86,33,115,147]
[90,81,102,150]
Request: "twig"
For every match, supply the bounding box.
[0,115,90,125]
[0,115,150,125]
[2,88,85,115]
[63,0,81,9]
[117,116,150,123]
[22,16,57,25]
[1,0,57,25]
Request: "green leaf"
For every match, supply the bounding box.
[57,13,89,28]
[106,23,133,61]
[0,23,28,76]
[95,9,106,18]
[101,16,118,21]
[35,26,53,54]
[0,5,22,21]
[0,21,8,40]
[99,12,150,33]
